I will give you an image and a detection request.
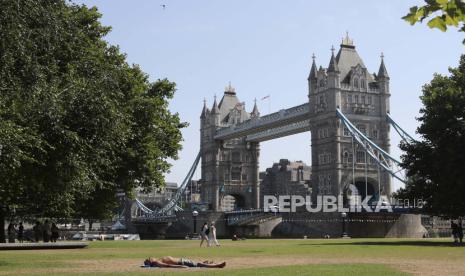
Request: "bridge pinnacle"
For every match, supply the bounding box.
[225,81,236,95]
[327,46,339,73]
[378,52,389,79]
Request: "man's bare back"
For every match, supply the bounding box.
[144,256,226,268]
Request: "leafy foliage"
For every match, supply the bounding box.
[0,0,186,239]
[399,55,465,217]
[403,0,465,44]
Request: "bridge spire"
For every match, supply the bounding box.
[200,98,209,119]
[377,52,389,79]
[308,53,318,81]
[251,98,260,118]
[225,81,236,95]
[211,94,220,114]
[327,45,339,73]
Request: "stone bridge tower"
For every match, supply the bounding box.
[200,84,260,211]
[308,35,391,200]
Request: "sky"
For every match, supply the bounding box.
[75,0,464,192]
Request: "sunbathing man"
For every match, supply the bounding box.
[144,256,226,268]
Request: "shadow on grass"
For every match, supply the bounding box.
[299,240,460,247]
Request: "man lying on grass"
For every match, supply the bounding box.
[144,256,226,268]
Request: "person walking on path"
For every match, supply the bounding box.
[51,223,59,242]
[451,220,459,244]
[458,219,463,244]
[200,222,210,247]
[17,222,24,243]
[33,221,41,242]
[208,222,220,247]
[43,219,51,243]
[7,223,16,243]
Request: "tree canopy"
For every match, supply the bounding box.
[403,0,465,44]
[399,55,465,217]
[0,0,186,241]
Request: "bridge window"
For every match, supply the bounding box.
[343,127,350,137]
[224,172,230,181]
[357,124,367,135]
[372,129,378,139]
[361,79,366,89]
[353,78,359,88]
[242,173,248,181]
[343,151,349,164]
[367,96,372,105]
[231,167,241,181]
[356,150,366,163]
[354,95,359,103]
[361,95,365,104]
[319,153,331,165]
[347,95,352,103]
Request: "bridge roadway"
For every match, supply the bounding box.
[132,209,278,225]
[130,209,283,239]
[214,103,310,142]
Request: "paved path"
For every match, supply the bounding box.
[0,242,88,250]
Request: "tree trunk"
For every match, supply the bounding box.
[88,219,93,231]
[0,210,5,243]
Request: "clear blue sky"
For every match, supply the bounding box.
[76,0,463,191]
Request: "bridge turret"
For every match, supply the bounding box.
[377,53,390,93]
[210,95,220,126]
[307,54,318,95]
[326,46,340,89]
[200,98,209,120]
[251,98,260,119]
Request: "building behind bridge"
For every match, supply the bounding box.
[260,159,312,203]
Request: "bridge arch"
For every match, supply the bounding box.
[221,193,246,211]
[350,177,378,200]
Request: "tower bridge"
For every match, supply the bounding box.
[131,36,427,239]
[201,35,391,212]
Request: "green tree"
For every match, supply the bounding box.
[403,0,465,44]
[0,0,186,242]
[399,55,465,217]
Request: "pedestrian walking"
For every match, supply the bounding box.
[209,222,220,247]
[458,219,463,245]
[451,220,459,244]
[33,221,42,242]
[43,219,51,243]
[51,223,59,242]
[7,223,16,243]
[199,222,210,247]
[18,222,24,243]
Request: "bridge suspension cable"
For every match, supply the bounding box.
[336,108,407,184]
[135,151,201,217]
[386,113,416,143]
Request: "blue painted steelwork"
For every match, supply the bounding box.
[336,108,407,184]
[386,113,416,143]
[135,151,201,217]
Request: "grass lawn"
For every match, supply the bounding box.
[0,238,463,275]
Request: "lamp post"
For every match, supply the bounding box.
[192,210,199,236]
[341,212,349,238]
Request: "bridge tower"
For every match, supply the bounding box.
[308,35,391,200]
[200,84,260,211]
